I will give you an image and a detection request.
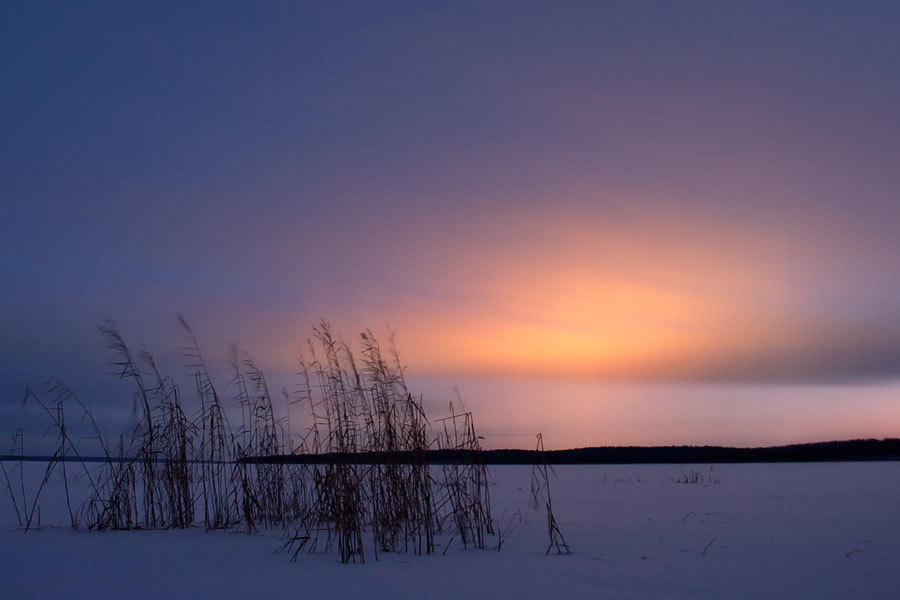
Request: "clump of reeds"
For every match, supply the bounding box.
[434,401,493,549]
[675,467,720,485]
[180,316,237,530]
[6,317,502,563]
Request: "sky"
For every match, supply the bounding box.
[2,1,900,449]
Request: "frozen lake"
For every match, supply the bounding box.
[1,462,898,599]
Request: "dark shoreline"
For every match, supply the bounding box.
[249,438,900,464]
[7,438,897,464]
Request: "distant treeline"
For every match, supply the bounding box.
[241,438,900,465]
[5,438,899,465]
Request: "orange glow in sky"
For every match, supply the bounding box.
[283,205,843,383]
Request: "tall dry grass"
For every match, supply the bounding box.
[4,318,517,563]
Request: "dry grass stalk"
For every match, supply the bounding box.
[532,433,570,554]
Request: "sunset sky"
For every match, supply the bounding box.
[3,2,900,449]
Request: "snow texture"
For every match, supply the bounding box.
[1,462,898,599]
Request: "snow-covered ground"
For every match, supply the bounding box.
[1,462,898,599]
